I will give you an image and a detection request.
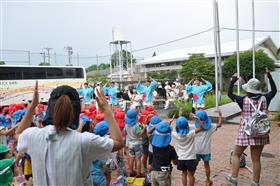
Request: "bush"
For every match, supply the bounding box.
[167,95,232,118]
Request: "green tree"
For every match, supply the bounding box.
[86,64,97,72]
[147,71,177,80]
[98,63,110,70]
[223,50,275,82]
[180,53,215,84]
[277,48,280,55]
[111,50,136,69]
[0,61,5,65]
[39,62,50,66]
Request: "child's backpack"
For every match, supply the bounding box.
[244,97,270,137]
[230,146,247,168]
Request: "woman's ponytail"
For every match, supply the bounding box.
[53,95,74,133]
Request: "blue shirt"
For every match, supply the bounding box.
[79,87,94,103]
[186,81,212,104]
[136,80,157,103]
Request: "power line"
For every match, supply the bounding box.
[221,27,280,32]
[132,27,214,52]
[74,27,215,59]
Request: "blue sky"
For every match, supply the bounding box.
[0,0,279,67]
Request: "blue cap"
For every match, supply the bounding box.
[80,116,91,127]
[94,120,109,137]
[194,110,211,130]
[147,116,162,130]
[152,121,172,148]
[176,116,189,135]
[11,109,26,126]
[125,109,138,126]
[0,115,8,128]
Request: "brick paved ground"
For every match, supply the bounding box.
[171,123,280,186]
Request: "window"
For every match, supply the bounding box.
[75,68,84,78]
[46,68,63,79]
[0,67,22,80]
[22,67,46,79]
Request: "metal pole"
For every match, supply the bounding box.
[235,0,240,95]
[77,53,79,66]
[28,51,31,65]
[213,0,219,111]
[125,44,128,71]
[252,0,256,78]
[54,52,57,66]
[130,42,133,75]
[109,43,112,81]
[118,41,122,82]
[96,54,99,71]
[216,2,222,95]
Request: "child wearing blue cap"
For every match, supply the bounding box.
[125,109,146,177]
[172,114,204,186]
[194,110,223,186]
[90,120,111,186]
[151,121,178,186]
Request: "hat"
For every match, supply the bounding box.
[11,109,26,126]
[0,158,15,185]
[146,106,155,112]
[0,144,10,153]
[94,120,109,137]
[88,105,96,112]
[152,121,172,148]
[80,116,91,127]
[125,109,138,126]
[176,116,189,135]
[194,110,211,130]
[0,115,8,128]
[43,85,81,130]
[242,78,262,94]
[94,113,105,126]
[147,116,162,130]
[116,112,125,128]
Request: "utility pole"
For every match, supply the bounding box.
[252,0,256,78]
[40,52,46,64]
[96,54,99,71]
[235,0,240,95]
[64,46,73,66]
[54,52,57,66]
[44,47,52,65]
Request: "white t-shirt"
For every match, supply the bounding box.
[195,124,218,155]
[172,130,196,160]
[0,126,7,146]
[17,125,114,186]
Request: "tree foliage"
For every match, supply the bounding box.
[111,50,136,69]
[0,61,5,65]
[223,50,275,82]
[86,64,97,72]
[147,71,177,80]
[98,63,110,70]
[39,62,50,66]
[180,53,215,84]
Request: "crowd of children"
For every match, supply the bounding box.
[0,92,224,186]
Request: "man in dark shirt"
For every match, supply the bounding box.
[151,121,178,186]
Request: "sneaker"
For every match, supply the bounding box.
[225,175,238,185]
[251,181,260,186]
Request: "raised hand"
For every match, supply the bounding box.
[95,88,110,112]
[30,81,39,109]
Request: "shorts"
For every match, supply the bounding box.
[177,160,197,171]
[143,143,149,155]
[196,154,211,161]
[128,144,143,158]
[148,151,153,165]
